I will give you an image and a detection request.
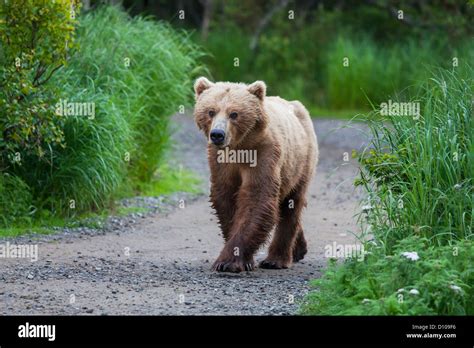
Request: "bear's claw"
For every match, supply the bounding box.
[259,259,290,269]
[245,263,254,271]
[212,260,254,273]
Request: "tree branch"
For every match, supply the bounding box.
[249,0,289,52]
[364,0,437,29]
[33,64,63,87]
[200,0,213,41]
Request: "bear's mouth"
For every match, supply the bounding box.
[210,142,229,149]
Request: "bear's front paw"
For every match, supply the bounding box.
[259,258,291,269]
[212,257,255,273]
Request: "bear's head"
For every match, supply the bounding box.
[193,77,268,148]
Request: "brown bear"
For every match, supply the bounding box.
[193,77,318,273]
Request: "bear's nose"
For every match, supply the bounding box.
[210,129,225,145]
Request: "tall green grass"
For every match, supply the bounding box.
[73,7,204,183]
[1,6,204,224]
[65,6,204,185]
[201,26,473,113]
[325,35,471,110]
[302,69,473,315]
[200,25,321,105]
[357,68,472,247]
[199,25,251,83]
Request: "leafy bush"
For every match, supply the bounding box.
[200,23,324,105]
[0,173,32,227]
[0,0,80,160]
[302,237,474,315]
[1,5,204,224]
[14,91,132,215]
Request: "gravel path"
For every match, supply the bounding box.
[0,114,368,315]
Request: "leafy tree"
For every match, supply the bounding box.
[0,0,80,167]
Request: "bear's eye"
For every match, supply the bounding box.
[208,110,216,117]
[229,112,238,120]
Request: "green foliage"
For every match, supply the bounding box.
[18,95,131,215]
[302,69,473,315]
[0,173,32,227]
[356,69,473,246]
[355,149,406,189]
[198,25,251,84]
[32,6,202,214]
[199,4,473,113]
[0,0,80,159]
[200,24,324,105]
[325,34,469,110]
[301,237,474,315]
[70,6,204,184]
[0,5,204,227]
[138,163,203,197]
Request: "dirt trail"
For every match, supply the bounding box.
[0,115,368,315]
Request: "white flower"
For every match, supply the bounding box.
[401,251,419,261]
[397,288,405,293]
[409,289,419,295]
[449,284,462,293]
[361,204,373,212]
[453,184,462,190]
[362,298,371,304]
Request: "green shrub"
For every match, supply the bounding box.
[38,6,203,213]
[301,237,474,315]
[201,24,323,104]
[0,0,80,160]
[1,5,204,223]
[325,33,473,110]
[0,173,32,227]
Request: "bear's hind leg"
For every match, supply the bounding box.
[292,228,308,262]
[260,184,307,269]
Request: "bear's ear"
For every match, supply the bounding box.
[247,80,266,101]
[194,77,213,99]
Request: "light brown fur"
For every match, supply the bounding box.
[193,77,318,272]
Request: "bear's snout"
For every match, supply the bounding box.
[210,128,226,145]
